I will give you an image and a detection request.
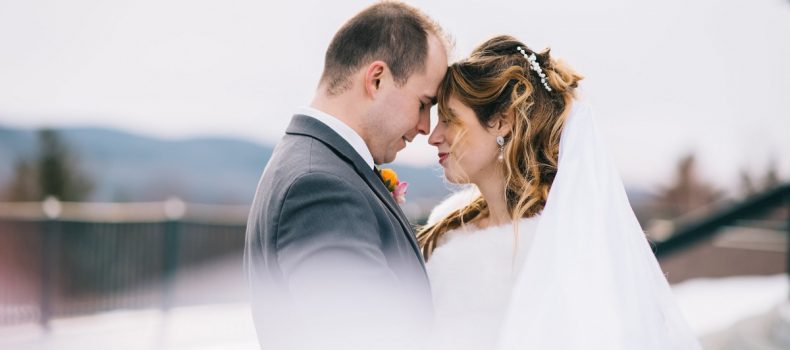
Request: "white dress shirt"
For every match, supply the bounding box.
[296,106,374,170]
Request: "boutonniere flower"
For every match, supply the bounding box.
[377,166,409,204]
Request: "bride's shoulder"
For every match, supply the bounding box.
[426,186,480,226]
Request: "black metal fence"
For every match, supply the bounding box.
[654,183,790,259]
[3,185,787,328]
[653,183,790,291]
[0,199,248,328]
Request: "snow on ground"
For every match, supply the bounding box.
[673,274,789,337]
[0,267,786,349]
[0,303,258,350]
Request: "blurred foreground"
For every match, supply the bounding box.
[1,184,788,349]
[0,255,786,350]
[0,255,258,350]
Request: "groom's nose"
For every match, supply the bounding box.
[416,111,430,135]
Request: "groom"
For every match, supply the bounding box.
[244,2,449,350]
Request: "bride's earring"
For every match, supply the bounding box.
[496,136,505,162]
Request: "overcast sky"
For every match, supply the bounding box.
[1,0,788,191]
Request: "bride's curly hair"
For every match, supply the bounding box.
[417,35,583,260]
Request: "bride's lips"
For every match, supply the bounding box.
[438,152,449,165]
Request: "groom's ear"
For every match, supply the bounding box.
[364,61,387,97]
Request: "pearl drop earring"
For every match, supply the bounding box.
[496,136,505,161]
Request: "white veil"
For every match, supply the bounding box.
[497,102,701,349]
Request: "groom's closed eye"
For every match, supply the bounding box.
[420,96,437,111]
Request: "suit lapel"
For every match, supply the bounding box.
[285,115,424,265]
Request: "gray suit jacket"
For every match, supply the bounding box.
[244,115,432,349]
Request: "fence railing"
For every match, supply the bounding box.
[0,198,249,329]
[653,183,790,258]
[3,185,788,328]
[652,183,790,297]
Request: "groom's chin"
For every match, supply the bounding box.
[380,151,398,164]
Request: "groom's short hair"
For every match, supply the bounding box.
[320,1,447,95]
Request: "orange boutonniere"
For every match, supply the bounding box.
[376,166,409,204]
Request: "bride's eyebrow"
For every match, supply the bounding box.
[444,107,457,118]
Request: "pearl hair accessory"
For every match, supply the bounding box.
[517,46,552,92]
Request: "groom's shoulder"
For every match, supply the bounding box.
[257,136,367,216]
[266,133,360,187]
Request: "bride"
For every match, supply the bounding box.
[418,35,701,350]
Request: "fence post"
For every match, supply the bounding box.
[162,198,185,311]
[39,221,55,330]
[786,193,789,300]
[40,196,62,331]
[162,220,180,311]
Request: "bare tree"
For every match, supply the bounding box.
[36,129,92,201]
[652,154,724,219]
[3,160,39,201]
[2,129,93,201]
[739,159,782,198]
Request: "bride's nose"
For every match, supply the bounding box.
[428,122,444,147]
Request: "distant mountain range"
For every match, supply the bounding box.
[0,124,655,222]
[0,125,453,205]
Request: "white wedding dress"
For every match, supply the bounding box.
[424,102,701,350]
